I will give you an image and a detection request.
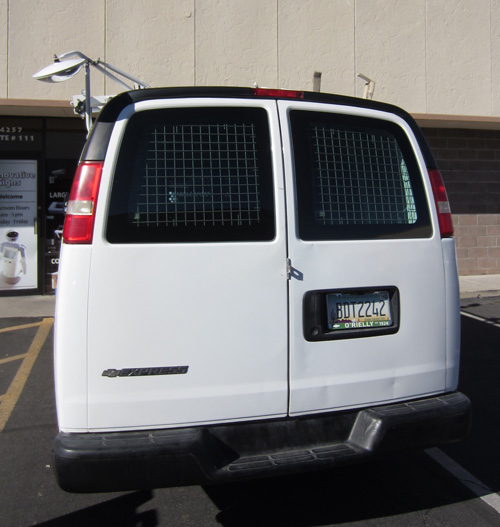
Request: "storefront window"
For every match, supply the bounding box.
[0,116,86,295]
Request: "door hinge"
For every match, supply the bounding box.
[286,258,292,280]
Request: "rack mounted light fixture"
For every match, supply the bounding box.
[33,51,149,132]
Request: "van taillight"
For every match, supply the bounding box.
[62,161,103,244]
[428,169,454,238]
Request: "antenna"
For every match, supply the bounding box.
[313,71,322,93]
[357,74,375,100]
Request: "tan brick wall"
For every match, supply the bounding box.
[453,214,500,275]
[422,128,500,215]
[423,128,500,275]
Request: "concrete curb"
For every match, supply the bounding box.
[0,295,55,318]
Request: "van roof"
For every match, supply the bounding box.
[81,86,437,168]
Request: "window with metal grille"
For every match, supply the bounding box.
[107,107,275,243]
[311,127,418,225]
[290,111,431,240]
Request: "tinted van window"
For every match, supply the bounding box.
[290,111,432,240]
[107,107,275,243]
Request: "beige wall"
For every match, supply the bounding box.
[0,0,6,97]
[2,0,499,116]
[426,0,492,116]
[279,0,355,95]
[106,0,195,89]
[7,0,105,100]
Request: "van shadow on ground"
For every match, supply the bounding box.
[204,313,500,526]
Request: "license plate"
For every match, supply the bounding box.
[326,291,392,331]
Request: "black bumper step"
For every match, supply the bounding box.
[53,392,471,492]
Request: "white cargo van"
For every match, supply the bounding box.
[53,87,470,492]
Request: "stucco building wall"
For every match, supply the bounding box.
[0,0,498,117]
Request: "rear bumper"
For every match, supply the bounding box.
[53,392,471,493]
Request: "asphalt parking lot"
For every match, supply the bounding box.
[1,292,500,526]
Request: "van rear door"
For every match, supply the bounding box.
[86,100,289,430]
[279,101,449,415]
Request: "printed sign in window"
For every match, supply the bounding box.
[0,160,38,290]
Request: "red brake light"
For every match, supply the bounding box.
[253,88,304,99]
[428,169,454,238]
[62,161,103,244]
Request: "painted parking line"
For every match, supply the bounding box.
[0,321,47,334]
[0,353,28,365]
[442,311,500,513]
[0,318,54,434]
[426,448,500,514]
[461,310,500,329]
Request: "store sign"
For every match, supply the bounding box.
[0,126,36,143]
[0,160,38,290]
[0,120,42,153]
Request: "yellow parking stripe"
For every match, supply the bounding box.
[0,317,54,434]
[0,353,28,365]
[0,321,44,334]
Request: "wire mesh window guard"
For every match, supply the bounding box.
[107,107,275,243]
[310,126,418,226]
[290,110,431,240]
[135,122,261,228]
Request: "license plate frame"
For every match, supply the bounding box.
[327,290,393,331]
[303,287,399,341]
